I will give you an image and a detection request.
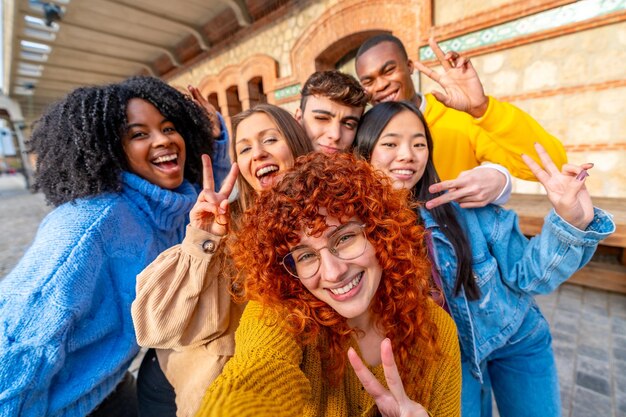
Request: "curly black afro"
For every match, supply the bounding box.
[29,76,215,206]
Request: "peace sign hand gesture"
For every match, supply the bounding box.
[522,143,594,231]
[348,338,429,417]
[190,154,239,236]
[413,37,489,118]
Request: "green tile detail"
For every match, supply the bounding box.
[274,84,301,100]
[419,0,626,60]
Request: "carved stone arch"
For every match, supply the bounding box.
[240,54,279,105]
[196,54,280,133]
[197,76,222,112]
[197,76,221,97]
[316,30,390,79]
[290,0,417,85]
[218,65,244,118]
[217,65,242,96]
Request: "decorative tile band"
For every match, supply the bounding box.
[419,0,626,60]
[564,142,626,152]
[274,84,301,100]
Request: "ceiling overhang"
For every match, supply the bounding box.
[5,0,287,126]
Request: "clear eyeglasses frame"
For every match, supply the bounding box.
[280,222,368,280]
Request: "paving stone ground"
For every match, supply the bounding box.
[1,174,625,415]
[0,174,51,277]
[535,286,626,417]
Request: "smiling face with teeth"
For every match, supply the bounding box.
[122,98,186,190]
[235,112,295,193]
[369,110,428,191]
[294,215,382,329]
[356,41,417,106]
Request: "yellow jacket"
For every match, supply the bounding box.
[196,300,461,417]
[424,94,567,181]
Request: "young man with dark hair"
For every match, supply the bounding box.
[295,70,368,153]
[355,34,567,209]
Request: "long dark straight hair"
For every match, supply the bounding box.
[353,100,479,300]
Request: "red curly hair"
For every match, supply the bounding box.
[229,152,439,389]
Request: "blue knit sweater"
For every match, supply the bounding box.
[211,112,231,190]
[0,173,197,417]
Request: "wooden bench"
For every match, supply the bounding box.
[504,194,626,294]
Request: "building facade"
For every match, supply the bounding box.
[164,0,625,196]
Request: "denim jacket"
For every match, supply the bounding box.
[420,204,615,381]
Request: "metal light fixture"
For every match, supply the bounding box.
[28,1,64,27]
[43,3,63,26]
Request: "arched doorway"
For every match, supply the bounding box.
[315,30,389,79]
[289,0,417,86]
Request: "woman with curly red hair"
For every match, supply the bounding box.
[195,152,462,417]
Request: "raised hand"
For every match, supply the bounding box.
[187,85,222,138]
[348,338,429,417]
[413,37,489,118]
[522,143,594,230]
[426,167,507,209]
[190,154,238,236]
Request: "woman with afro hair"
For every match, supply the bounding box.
[194,152,462,417]
[0,76,222,417]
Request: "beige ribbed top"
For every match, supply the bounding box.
[131,225,243,417]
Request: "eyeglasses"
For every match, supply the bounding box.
[280,222,367,280]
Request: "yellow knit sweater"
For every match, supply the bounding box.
[196,299,461,417]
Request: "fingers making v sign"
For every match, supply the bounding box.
[521,143,594,230]
[348,339,429,417]
[190,154,239,236]
[413,37,489,118]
